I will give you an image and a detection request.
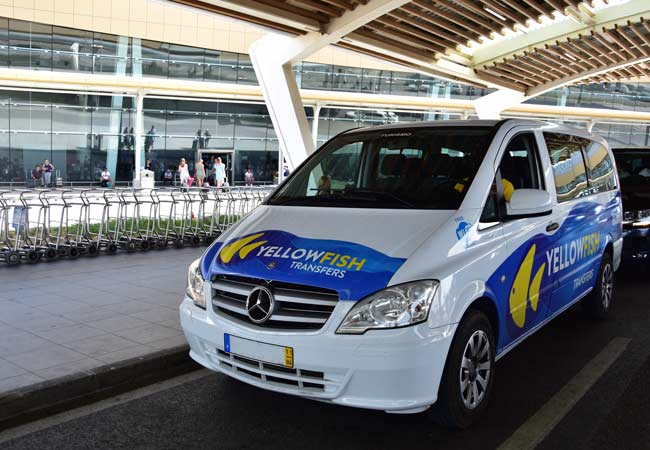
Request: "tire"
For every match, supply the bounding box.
[582,252,614,319]
[191,235,201,247]
[87,244,99,256]
[428,309,496,429]
[44,248,58,261]
[174,238,185,249]
[140,240,150,251]
[106,243,118,254]
[68,246,80,259]
[125,240,136,253]
[5,251,20,266]
[25,250,41,264]
[157,239,168,250]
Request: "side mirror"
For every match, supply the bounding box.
[506,189,553,219]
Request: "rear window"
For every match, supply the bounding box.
[614,149,650,211]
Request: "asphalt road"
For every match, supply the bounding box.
[2,264,649,450]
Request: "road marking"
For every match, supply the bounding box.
[0,369,214,445]
[497,337,631,450]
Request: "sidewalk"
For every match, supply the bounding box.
[0,248,202,395]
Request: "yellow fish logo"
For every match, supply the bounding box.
[509,244,546,328]
[219,233,267,264]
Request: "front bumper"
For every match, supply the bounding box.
[179,296,455,413]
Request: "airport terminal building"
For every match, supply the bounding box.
[0,2,649,185]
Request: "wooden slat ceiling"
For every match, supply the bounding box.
[176,0,650,93]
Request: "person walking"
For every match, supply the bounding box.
[42,159,55,187]
[195,159,206,187]
[178,158,190,187]
[244,166,254,186]
[213,157,226,187]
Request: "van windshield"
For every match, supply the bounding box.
[267,127,494,210]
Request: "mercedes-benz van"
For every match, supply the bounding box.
[180,119,622,428]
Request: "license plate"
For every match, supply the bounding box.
[224,334,294,368]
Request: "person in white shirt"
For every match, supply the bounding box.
[99,168,112,188]
[213,157,226,187]
[179,158,190,187]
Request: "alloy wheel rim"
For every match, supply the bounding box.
[459,330,491,410]
[602,263,613,309]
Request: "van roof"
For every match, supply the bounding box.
[341,118,607,145]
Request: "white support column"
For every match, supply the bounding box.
[250,0,411,170]
[473,89,525,120]
[312,103,322,148]
[133,89,144,182]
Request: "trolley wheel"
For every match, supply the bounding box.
[57,247,69,258]
[157,239,168,250]
[25,250,41,264]
[174,238,185,249]
[147,238,157,249]
[4,251,20,266]
[191,235,201,247]
[77,245,88,256]
[106,243,118,254]
[204,236,215,246]
[140,240,151,251]
[87,243,99,256]
[126,240,137,253]
[68,246,80,259]
[44,248,58,261]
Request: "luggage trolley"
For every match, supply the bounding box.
[77,188,110,257]
[43,189,82,259]
[20,189,57,262]
[152,187,185,249]
[114,188,149,252]
[0,190,26,265]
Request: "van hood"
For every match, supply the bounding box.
[201,206,454,300]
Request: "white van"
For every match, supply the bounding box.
[180,119,623,428]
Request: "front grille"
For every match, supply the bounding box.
[211,275,339,330]
[214,349,341,394]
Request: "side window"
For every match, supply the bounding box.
[543,133,589,203]
[498,133,543,201]
[480,132,542,224]
[582,140,617,193]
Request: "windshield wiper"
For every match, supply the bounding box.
[340,188,415,209]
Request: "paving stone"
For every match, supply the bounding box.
[0,330,53,357]
[0,373,45,392]
[63,334,140,357]
[148,334,189,351]
[95,345,156,364]
[0,358,28,379]
[86,315,150,333]
[34,324,108,344]
[15,315,77,333]
[5,344,88,371]
[113,324,182,345]
[128,307,180,324]
[33,357,104,379]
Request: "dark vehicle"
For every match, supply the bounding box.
[613,148,650,263]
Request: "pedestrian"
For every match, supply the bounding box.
[30,164,42,188]
[196,129,204,149]
[42,159,55,187]
[163,167,174,186]
[283,164,290,178]
[195,159,206,187]
[244,166,254,186]
[122,127,130,149]
[99,167,112,187]
[145,159,153,171]
[213,157,226,188]
[179,158,190,187]
[145,126,156,151]
[204,129,211,148]
[129,127,135,149]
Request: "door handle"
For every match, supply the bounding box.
[546,222,559,232]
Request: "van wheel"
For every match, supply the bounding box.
[582,252,613,319]
[428,310,495,429]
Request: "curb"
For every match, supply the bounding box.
[0,345,198,431]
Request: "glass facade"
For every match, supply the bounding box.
[0,90,133,183]
[0,16,648,185]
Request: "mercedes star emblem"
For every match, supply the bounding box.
[245,286,275,324]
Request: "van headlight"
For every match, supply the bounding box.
[336,280,439,334]
[186,258,206,309]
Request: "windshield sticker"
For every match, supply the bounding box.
[209,230,406,301]
[455,217,471,240]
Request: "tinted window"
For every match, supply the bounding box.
[581,140,617,193]
[268,127,493,210]
[614,150,650,211]
[544,133,589,202]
